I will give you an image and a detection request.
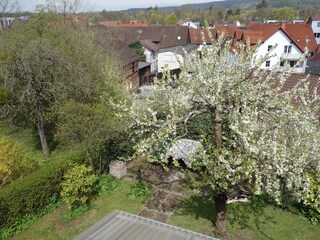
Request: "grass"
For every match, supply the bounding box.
[169,194,320,240]
[12,179,149,240]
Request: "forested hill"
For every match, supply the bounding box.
[127,0,320,12]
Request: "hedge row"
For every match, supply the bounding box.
[0,152,81,228]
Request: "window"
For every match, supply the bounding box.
[314,33,320,38]
[317,22,320,27]
[284,45,292,54]
[279,60,301,68]
[280,60,285,67]
[265,61,271,67]
[164,55,175,63]
[289,60,297,68]
[267,45,272,52]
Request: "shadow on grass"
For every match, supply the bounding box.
[175,194,277,239]
[174,194,216,223]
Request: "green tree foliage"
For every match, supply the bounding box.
[60,164,98,208]
[55,100,126,171]
[164,13,178,25]
[271,7,297,21]
[129,41,146,61]
[256,0,270,9]
[3,41,74,157]
[129,38,320,235]
[0,10,126,157]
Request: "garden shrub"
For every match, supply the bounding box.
[101,133,135,172]
[0,151,78,228]
[0,136,39,187]
[60,164,98,208]
[128,182,152,201]
[95,174,119,195]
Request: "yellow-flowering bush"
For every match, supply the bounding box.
[0,136,39,187]
[60,164,98,208]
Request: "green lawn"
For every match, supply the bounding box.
[12,179,147,240]
[169,195,320,240]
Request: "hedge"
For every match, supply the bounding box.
[0,151,81,228]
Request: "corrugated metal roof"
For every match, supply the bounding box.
[75,210,219,240]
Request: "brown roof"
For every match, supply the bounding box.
[106,26,190,49]
[94,28,140,67]
[248,22,317,52]
[189,29,217,45]
[140,39,159,52]
[281,73,320,95]
[114,41,140,66]
[118,23,149,28]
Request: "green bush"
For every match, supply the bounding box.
[60,164,98,208]
[0,156,73,228]
[0,196,62,239]
[128,182,152,201]
[95,174,119,195]
[101,133,134,172]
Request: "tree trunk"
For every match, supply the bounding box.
[211,109,223,149]
[211,110,229,236]
[214,194,228,237]
[37,120,50,157]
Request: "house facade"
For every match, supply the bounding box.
[254,29,306,73]
[244,22,318,74]
[178,20,200,29]
[140,39,159,74]
[307,16,320,45]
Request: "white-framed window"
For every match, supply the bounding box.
[164,55,176,63]
[265,60,271,67]
[314,33,320,38]
[284,45,292,54]
[317,22,320,27]
[279,60,302,68]
[267,45,272,52]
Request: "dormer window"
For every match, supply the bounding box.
[284,45,292,54]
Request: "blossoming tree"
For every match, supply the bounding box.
[130,38,320,236]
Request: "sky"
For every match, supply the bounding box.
[20,0,219,12]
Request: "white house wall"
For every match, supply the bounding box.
[254,30,305,73]
[144,48,158,73]
[310,19,320,45]
[158,50,184,72]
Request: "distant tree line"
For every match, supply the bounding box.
[92,0,319,26]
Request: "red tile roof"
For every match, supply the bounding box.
[247,22,317,52]
[241,31,263,44]
[99,21,121,27]
[189,29,217,45]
